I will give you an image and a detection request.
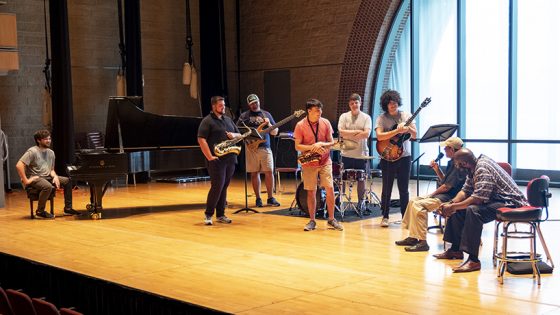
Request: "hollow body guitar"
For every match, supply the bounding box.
[375,97,431,161]
[245,110,306,151]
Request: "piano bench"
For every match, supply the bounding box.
[25,186,56,219]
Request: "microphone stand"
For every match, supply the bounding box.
[234,139,258,214]
[412,152,425,196]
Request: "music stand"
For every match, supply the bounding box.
[419,124,458,232]
[419,124,458,144]
[234,126,260,214]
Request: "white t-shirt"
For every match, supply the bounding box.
[337,111,372,158]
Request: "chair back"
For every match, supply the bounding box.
[497,162,512,176]
[32,298,60,315]
[526,175,552,221]
[60,308,83,315]
[86,131,104,149]
[6,289,37,315]
[0,287,14,315]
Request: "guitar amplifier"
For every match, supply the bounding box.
[273,134,298,168]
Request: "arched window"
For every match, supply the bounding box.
[373,0,560,184]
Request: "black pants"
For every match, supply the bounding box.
[443,202,503,256]
[205,155,236,218]
[379,156,411,218]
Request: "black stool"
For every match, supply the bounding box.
[26,185,55,219]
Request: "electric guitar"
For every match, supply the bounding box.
[213,122,260,157]
[245,110,306,151]
[376,97,431,161]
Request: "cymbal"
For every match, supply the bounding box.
[341,153,377,160]
[331,139,358,151]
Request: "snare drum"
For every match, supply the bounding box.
[296,183,326,216]
[342,169,366,182]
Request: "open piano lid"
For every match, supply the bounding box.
[104,96,203,151]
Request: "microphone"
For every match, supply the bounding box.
[434,152,444,163]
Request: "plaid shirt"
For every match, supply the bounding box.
[462,154,528,207]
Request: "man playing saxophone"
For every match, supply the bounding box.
[294,99,343,231]
[197,96,242,225]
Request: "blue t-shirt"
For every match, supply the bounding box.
[237,110,276,148]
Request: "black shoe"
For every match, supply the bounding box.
[35,210,54,219]
[395,237,419,246]
[63,208,80,216]
[405,241,430,252]
[267,197,281,207]
[256,198,263,207]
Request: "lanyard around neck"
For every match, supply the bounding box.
[307,117,320,143]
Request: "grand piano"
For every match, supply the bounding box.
[68,96,206,219]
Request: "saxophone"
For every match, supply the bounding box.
[213,126,253,157]
[297,151,322,165]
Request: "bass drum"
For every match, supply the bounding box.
[296,183,326,216]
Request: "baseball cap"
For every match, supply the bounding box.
[247,94,259,104]
[440,137,463,150]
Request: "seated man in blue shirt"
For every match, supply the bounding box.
[395,137,466,252]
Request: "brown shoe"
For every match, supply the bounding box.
[452,260,481,273]
[395,237,419,246]
[433,249,464,260]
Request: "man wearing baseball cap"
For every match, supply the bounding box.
[237,94,281,207]
[395,136,466,252]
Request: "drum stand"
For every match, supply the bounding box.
[361,170,381,212]
[337,178,362,220]
[335,153,363,221]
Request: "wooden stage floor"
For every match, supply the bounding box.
[1,177,559,314]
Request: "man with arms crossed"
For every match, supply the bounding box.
[337,93,372,210]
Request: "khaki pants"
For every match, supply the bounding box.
[402,196,443,240]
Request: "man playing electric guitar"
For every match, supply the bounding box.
[375,90,417,227]
[237,94,281,207]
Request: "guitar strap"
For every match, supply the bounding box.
[388,111,402,127]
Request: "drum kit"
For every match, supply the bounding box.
[293,138,382,221]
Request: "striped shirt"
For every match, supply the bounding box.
[462,154,528,207]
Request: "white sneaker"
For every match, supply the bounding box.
[204,216,213,225]
[328,219,344,231]
[304,220,316,231]
[380,217,389,227]
[217,216,232,224]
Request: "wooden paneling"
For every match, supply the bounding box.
[0,13,18,72]
[0,13,17,47]
[0,51,18,71]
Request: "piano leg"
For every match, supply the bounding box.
[86,179,111,219]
